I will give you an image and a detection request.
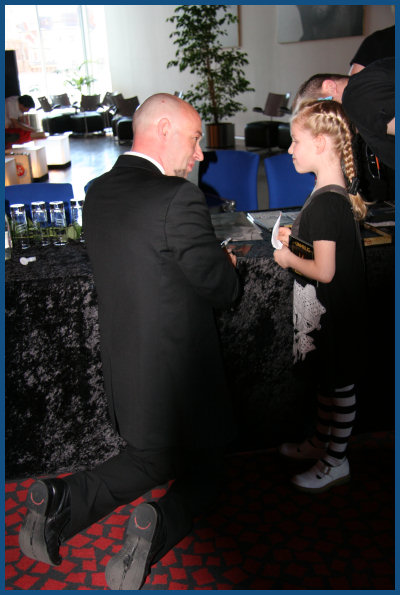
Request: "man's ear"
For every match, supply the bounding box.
[321,79,337,97]
[157,117,170,139]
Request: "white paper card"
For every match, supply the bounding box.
[271,211,283,249]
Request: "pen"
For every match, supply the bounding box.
[220,237,232,248]
[246,213,254,224]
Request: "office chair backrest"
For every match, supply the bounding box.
[102,92,120,108]
[264,153,315,209]
[198,150,260,212]
[114,95,139,118]
[38,96,53,112]
[263,92,290,117]
[80,94,101,112]
[51,93,72,108]
[111,92,123,107]
[5,183,74,223]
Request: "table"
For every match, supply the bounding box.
[5,221,394,479]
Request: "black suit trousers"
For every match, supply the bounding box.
[62,445,224,559]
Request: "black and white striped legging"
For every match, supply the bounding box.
[315,384,357,465]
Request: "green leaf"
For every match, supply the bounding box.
[166,5,254,124]
[66,224,81,240]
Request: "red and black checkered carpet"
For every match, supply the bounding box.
[5,431,395,590]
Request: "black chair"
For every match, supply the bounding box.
[50,93,75,110]
[277,123,291,150]
[70,94,105,136]
[252,92,291,117]
[38,96,58,111]
[245,92,291,150]
[111,95,139,145]
[38,95,73,135]
[80,94,103,111]
[109,93,124,135]
[101,92,120,128]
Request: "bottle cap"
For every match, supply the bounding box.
[20,256,37,266]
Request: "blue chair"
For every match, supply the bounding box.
[84,177,101,194]
[263,153,315,209]
[5,183,74,224]
[198,150,260,212]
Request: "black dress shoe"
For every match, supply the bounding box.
[105,502,164,590]
[19,478,71,566]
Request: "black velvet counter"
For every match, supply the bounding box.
[5,229,394,479]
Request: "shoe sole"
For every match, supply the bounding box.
[19,480,61,566]
[105,503,158,590]
[292,473,351,494]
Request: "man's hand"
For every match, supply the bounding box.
[226,249,237,267]
[387,117,395,136]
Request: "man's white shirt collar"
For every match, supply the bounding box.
[124,151,165,175]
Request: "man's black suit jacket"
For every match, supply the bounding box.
[83,155,241,451]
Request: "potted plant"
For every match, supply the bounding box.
[64,61,96,97]
[167,5,254,148]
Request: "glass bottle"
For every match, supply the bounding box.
[5,213,12,260]
[49,201,67,246]
[10,204,30,250]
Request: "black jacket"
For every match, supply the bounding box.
[343,57,395,169]
[83,155,240,450]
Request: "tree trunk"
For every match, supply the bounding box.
[205,123,235,148]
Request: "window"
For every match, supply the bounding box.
[5,5,111,103]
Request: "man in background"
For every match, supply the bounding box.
[293,57,395,201]
[5,94,46,148]
[349,24,394,75]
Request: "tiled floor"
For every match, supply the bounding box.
[47,131,272,209]
[5,430,395,590]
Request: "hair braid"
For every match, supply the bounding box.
[339,121,367,220]
[292,99,367,220]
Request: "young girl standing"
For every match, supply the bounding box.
[274,99,367,493]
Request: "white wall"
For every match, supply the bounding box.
[104,4,394,137]
[104,6,188,101]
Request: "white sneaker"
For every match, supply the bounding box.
[291,458,350,493]
[278,439,327,460]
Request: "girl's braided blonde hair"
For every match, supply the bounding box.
[292,99,367,220]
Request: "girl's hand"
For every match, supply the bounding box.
[275,240,336,283]
[273,245,292,268]
[277,226,291,247]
